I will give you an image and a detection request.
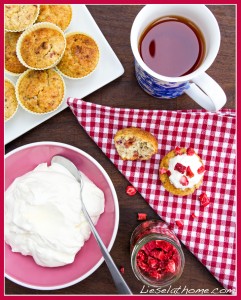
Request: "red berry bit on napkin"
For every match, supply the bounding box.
[191,213,198,219]
[126,185,137,196]
[137,213,147,221]
[136,240,180,280]
[175,220,184,229]
[199,193,210,207]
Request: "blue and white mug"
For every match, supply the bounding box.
[130,4,226,112]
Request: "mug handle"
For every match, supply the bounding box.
[184,72,227,112]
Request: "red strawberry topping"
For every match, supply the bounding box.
[186,147,195,156]
[126,185,137,196]
[137,213,147,221]
[160,167,168,174]
[199,193,210,207]
[174,163,186,174]
[166,170,171,177]
[197,165,205,174]
[174,146,181,155]
[175,219,184,229]
[179,175,189,186]
[186,166,194,178]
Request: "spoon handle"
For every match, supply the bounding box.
[80,193,132,295]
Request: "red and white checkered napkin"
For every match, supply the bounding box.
[67,98,236,291]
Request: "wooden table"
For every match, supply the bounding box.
[5,5,235,295]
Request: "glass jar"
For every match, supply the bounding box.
[130,220,185,288]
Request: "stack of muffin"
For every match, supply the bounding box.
[4,4,100,120]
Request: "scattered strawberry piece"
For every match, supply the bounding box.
[191,212,198,219]
[137,213,147,221]
[165,260,176,273]
[199,193,210,207]
[186,147,195,156]
[197,165,205,174]
[160,167,167,174]
[175,219,184,229]
[166,170,171,177]
[174,163,186,174]
[126,185,137,196]
[174,146,181,155]
[186,166,194,178]
[179,175,189,186]
[119,266,125,274]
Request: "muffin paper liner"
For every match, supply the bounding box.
[15,68,66,115]
[56,31,100,80]
[16,22,66,70]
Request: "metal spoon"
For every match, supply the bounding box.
[51,155,132,295]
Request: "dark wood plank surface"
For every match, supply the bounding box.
[5,5,235,295]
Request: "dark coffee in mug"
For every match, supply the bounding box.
[139,16,206,77]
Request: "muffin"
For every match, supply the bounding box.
[4,79,18,121]
[159,147,205,196]
[16,69,65,114]
[16,22,66,70]
[57,32,99,79]
[5,32,27,75]
[114,127,158,160]
[4,4,39,32]
[36,5,72,31]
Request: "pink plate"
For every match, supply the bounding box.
[5,142,119,290]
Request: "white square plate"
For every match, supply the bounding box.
[5,4,124,144]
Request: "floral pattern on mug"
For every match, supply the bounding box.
[134,60,190,99]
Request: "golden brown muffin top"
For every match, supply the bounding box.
[5,80,18,121]
[37,5,72,31]
[5,4,39,31]
[19,27,65,69]
[17,69,65,114]
[57,33,99,78]
[5,32,27,74]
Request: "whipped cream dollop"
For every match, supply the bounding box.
[4,162,105,267]
[168,154,204,189]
